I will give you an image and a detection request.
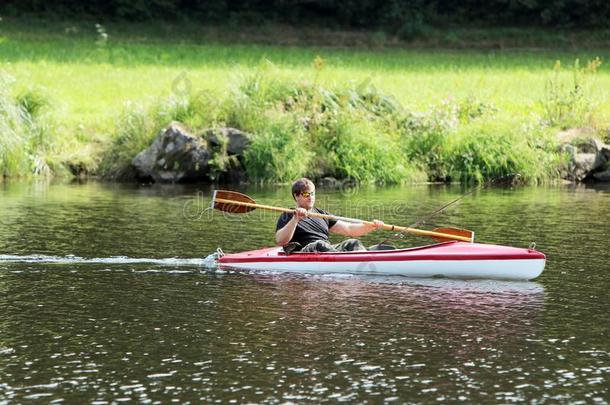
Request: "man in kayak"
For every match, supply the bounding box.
[275,178,384,253]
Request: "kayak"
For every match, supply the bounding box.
[218,241,546,280]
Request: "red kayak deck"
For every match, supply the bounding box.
[220,241,544,262]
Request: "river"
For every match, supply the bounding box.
[0,181,608,403]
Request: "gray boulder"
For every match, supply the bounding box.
[132,122,210,183]
[204,127,251,155]
[559,133,610,182]
[131,122,253,183]
[203,127,251,183]
[572,153,599,181]
[318,177,342,188]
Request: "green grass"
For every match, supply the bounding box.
[0,18,609,181]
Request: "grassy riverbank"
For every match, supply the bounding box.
[1,18,609,182]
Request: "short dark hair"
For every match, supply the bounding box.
[292,178,315,198]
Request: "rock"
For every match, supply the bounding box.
[558,133,610,182]
[593,170,610,182]
[131,123,254,184]
[204,127,251,155]
[318,177,342,188]
[132,122,210,183]
[572,153,598,181]
[576,137,605,155]
[601,144,610,161]
[204,127,252,184]
[67,162,88,178]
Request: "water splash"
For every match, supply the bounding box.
[202,251,221,268]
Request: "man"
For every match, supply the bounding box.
[275,178,384,253]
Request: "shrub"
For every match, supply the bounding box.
[224,72,418,183]
[243,114,312,183]
[400,100,461,181]
[444,119,562,184]
[319,114,415,183]
[16,88,52,119]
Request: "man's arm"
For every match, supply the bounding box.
[275,208,307,246]
[330,219,384,237]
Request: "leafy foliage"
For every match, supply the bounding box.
[2,0,609,28]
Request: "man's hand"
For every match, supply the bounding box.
[276,208,308,246]
[372,219,384,229]
[294,207,308,221]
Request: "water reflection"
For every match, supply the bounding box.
[234,272,545,340]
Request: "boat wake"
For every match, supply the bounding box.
[0,254,211,267]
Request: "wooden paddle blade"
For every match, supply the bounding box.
[212,190,257,214]
[432,227,475,243]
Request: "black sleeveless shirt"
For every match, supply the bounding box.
[276,208,338,247]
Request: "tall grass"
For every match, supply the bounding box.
[0,72,56,178]
[542,57,603,128]
[243,114,312,183]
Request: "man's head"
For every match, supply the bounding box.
[292,178,316,210]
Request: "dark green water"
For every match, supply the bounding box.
[1,181,608,403]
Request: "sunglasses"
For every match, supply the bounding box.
[299,191,315,198]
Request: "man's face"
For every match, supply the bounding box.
[295,187,315,210]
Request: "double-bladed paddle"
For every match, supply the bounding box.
[211,190,474,243]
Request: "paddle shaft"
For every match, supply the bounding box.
[214,197,473,242]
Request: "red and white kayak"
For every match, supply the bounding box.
[218,241,546,280]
